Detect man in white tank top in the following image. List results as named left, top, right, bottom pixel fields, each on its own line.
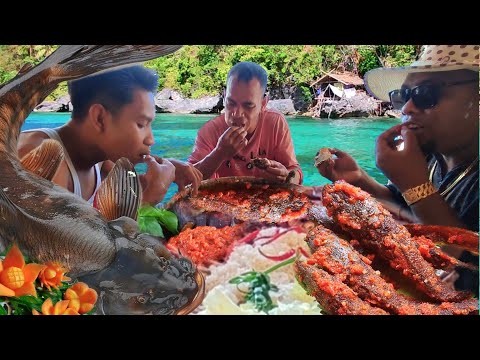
left=18, top=65, right=202, bottom=206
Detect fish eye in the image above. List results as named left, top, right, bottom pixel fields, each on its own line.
left=136, top=295, right=147, bottom=304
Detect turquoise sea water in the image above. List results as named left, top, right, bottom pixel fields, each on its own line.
left=22, top=113, right=400, bottom=202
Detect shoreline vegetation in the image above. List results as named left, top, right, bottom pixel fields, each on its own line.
left=1, top=45, right=417, bottom=118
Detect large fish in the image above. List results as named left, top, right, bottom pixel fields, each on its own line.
left=0, top=45, right=204, bottom=314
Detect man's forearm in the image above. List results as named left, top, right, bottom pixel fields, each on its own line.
left=193, top=149, right=225, bottom=179
left=409, top=193, right=467, bottom=229
left=353, top=168, right=396, bottom=202
left=141, top=184, right=168, bottom=207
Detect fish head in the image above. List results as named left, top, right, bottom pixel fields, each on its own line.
left=79, top=236, right=203, bottom=315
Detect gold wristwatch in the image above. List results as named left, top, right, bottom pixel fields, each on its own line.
left=402, top=181, right=438, bottom=206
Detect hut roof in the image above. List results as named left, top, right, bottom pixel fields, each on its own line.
left=311, top=71, right=364, bottom=87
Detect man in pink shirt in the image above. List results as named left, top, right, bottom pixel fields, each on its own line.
left=188, top=61, right=303, bottom=184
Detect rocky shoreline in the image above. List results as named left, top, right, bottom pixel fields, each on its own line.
left=35, top=88, right=401, bottom=119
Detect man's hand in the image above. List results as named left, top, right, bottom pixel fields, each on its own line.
left=159, top=157, right=202, bottom=196
left=257, top=159, right=291, bottom=182
left=139, top=155, right=175, bottom=206
left=215, top=126, right=248, bottom=159
left=317, top=148, right=363, bottom=184
left=375, top=125, right=429, bottom=192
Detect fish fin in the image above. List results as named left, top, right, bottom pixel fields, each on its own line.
left=94, top=158, right=142, bottom=221
left=20, top=139, right=64, bottom=181
left=0, top=45, right=182, bottom=155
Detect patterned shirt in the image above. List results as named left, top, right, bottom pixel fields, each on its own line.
left=386, top=154, right=479, bottom=232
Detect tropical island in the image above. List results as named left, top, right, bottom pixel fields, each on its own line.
left=0, top=45, right=419, bottom=118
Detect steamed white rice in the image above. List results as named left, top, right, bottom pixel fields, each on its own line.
left=195, top=227, right=322, bottom=315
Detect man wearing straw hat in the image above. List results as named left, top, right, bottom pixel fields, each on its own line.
left=314, top=45, right=479, bottom=294
left=317, top=45, right=478, bottom=231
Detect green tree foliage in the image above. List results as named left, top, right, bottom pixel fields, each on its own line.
left=0, top=45, right=64, bottom=99
left=357, top=45, right=382, bottom=75
left=2, top=45, right=419, bottom=100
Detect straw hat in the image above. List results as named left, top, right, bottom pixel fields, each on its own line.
left=364, top=45, right=479, bottom=101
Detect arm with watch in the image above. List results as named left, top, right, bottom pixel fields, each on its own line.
left=375, top=124, right=472, bottom=230
left=317, top=124, right=474, bottom=228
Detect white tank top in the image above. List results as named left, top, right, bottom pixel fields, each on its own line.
left=23, top=127, right=102, bottom=205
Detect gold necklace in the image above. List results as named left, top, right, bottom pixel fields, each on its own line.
left=429, top=156, right=478, bottom=197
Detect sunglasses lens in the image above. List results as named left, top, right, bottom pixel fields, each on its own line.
left=389, top=85, right=440, bottom=110
left=389, top=90, right=406, bottom=110
left=411, top=85, right=437, bottom=109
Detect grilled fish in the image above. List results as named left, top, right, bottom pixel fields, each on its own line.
left=305, top=225, right=478, bottom=315
left=166, top=176, right=312, bottom=229
left=322, top=180, right=472, bottom=303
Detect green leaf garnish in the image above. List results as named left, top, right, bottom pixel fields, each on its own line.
left=229, top=256, right=297, bottom=314
left=137, top=206, right=179, bottom=236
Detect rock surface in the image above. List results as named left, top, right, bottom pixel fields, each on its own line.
left=266, top=99, right=296, bottom=115
left=312, top=92, right=380, bottom=119
left=34, top=88, right=393, bottom=118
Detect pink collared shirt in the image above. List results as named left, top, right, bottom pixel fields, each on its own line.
left=188, top=109, right=303, bottom=183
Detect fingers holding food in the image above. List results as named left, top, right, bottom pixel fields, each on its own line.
left=314, top=148, right=334, bottom=168
left=252, top=157, right=271, bottom=170
left=216, top=126, right=248, bottom=157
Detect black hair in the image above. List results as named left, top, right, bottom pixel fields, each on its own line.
left=68, top=65, right=159, bottom=119
left=227, top=61, right=268, bottom=95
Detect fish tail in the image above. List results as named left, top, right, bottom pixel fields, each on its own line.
left=0, top=45, right=182, bottom=155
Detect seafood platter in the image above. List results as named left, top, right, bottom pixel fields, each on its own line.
left=165, top=177, right=479, bottom=315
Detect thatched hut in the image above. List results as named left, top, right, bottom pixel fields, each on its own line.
left=310, top=71, right=385, bottom=118
left=311, top=71, right=364, bottom=100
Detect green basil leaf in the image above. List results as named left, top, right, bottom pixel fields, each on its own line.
left=154, top=209, right=179, bottom=234
left=138, top=206, right=179, bottom=235
left=138, top=206, right=158, bottom=218
left=139, top=216, right=164, bottom=237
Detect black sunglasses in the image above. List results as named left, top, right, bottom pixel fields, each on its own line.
left=388, top=78, right=477, bottom=110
